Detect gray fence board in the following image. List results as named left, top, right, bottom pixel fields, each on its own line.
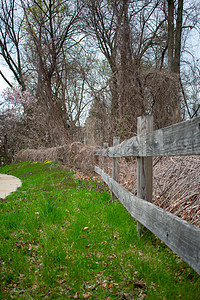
left=95, top=166, right=200, bottom=275
left=94, top=117, right=200, bottom=157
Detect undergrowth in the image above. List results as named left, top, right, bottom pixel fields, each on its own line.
left=0, top=161, right=199, bottom=299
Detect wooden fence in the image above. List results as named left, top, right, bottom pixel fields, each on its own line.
left=94, top=116, right=200, bottom=275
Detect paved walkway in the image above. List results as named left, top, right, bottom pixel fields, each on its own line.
left=0, top=174, right=22, bottom=199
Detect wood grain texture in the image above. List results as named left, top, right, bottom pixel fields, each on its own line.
left=95, top=166, right=200, bottom=275
left=137, top=116, right=153, bottom=203
left=94, top=117, right=200, bottom=157
left=103, top=143, right=109, bottom=173
left=137, top=116, right=153, bottom=235
left=112, top=137, right=120, bottom=200
left=112, top=137, right=120, bottom=182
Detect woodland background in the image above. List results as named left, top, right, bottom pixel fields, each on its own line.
left=1, top=0, right=200, bottom=163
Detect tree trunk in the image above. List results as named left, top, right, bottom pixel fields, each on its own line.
left=173, top=0, right=183, bottom=74
left=110, top=72, right=119, bottom=118
left=119, top=0, right=133, bottom=116
left=38, top=76, right=69, bottom=146
left=167, top=0, right=175, bottom=72
left=167, top=0, right=183, bottom=75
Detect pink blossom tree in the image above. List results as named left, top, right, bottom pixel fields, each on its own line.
left=0, top=86, right=49, bottom=164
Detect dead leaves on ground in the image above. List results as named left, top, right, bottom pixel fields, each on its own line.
left=73, top=291, right=92, bottom=299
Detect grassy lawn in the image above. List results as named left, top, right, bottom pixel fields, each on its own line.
left=0, top=161, right=199, bottom=299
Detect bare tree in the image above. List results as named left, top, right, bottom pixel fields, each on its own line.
left=0, top=86, right=47, bottom=164
left=21, top=0, right=81, bottom=145
left=167, top=0, right=184, bottom=74
left=82, top=0, right=183, bottom=143
left=58, top=45, right=96, bottom=141
left=82, top=0, right=123, bottom=118
left=0, top=0, right=26, bottom=89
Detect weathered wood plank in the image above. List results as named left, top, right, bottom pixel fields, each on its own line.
left=144, top=116, right=200, bottom=156
left=94, top=117, right=200, bottom=157
left=94, top=135, right=139, bottom=157
left=137, top=116, right=153, bottom=235
left=112, top=137, right=120, bottom=182
left=103, top=143, right=109, bottom=173
left=95, top=166, right=200, bottom=275
left=112, top=137, right=120, bottom=200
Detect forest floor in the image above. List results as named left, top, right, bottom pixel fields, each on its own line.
left=0, top=161, right=199, bottom=299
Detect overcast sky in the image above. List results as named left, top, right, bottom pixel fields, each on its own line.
left=0, top=57, right=14, bottom=100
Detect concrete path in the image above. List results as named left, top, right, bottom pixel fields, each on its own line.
left=0, top=174, right=22, bottom=199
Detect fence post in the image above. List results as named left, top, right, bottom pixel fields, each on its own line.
left=112, top=137, right=120, bottom=200
left=137, top=115, right=153, bottom=236
left=103, top=142, right=109, bottom=173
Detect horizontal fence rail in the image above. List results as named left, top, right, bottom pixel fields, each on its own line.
left=94, top=116, right=200, bottom=157
left=95, top=166, right=200, bottom=275
left=94, top=116, right=200, bottom=275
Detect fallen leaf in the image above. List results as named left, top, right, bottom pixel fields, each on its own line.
left=57, top=279, right=66, bottom=284
left=73, top=292, right=80, bottom=299
left=108, top=255, right=116, bottom=259
left=83, top=227, right=89, bottom=231
left=88, top=284, right=96, bottom=290
left=18, top=290, right=25, bottom=295
left=121, top=293, right=129, bottom=299
left=83, top=292, right=92, bottom=298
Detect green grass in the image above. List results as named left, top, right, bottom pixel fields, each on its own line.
left=0, top=161, right=199, bottom=299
